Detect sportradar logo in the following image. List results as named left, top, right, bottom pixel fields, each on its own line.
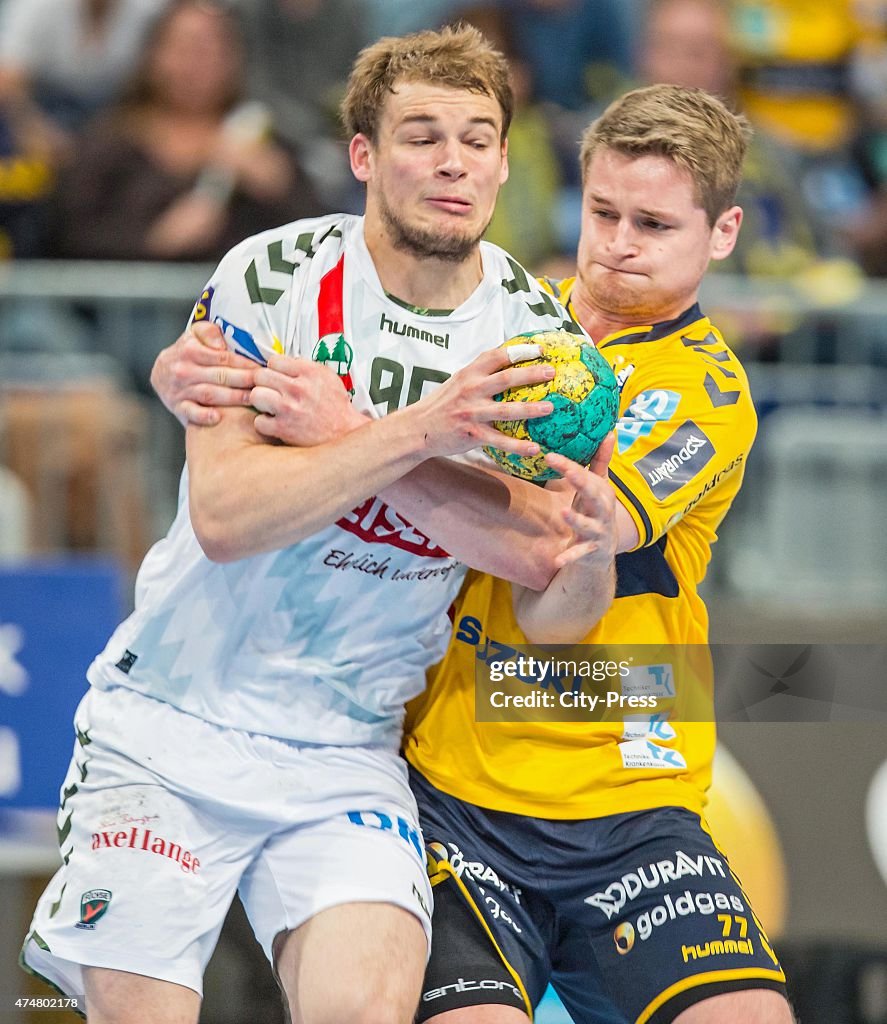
left=313, top=333, right=354, bottom=395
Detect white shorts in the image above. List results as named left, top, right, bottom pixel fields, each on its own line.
left=22, top=686, right=431, bottom=997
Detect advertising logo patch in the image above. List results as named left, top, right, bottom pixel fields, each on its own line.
left=346, top=809, right=423, bottom=861
left=616, top=389, right=681, bottom=453
left=90, top=827, right=201, bottom=874
left=336, top=497, right=449, bottom=558
left=313, top=334, right=354, bottom=395
left=618, top=739, right=688, bottom=770
left=614, top=921, right=636, bottom=955
left=76, top=889, right=111, bottom=929
left=213, top=315, right=265, bottom=365
left=584, top=852, right=726, bottom=919
left=191, top=286, right=213, bottom=324
left=634, top=420, right=715, bottom=500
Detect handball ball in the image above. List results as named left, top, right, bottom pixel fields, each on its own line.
left=484, top=330, right=619, bottom=482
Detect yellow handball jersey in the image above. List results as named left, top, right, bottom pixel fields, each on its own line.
left=403, top=280, right=757, bottom=820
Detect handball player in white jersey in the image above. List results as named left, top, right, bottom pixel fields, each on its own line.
left=22, top=25, right=617, bottom=1024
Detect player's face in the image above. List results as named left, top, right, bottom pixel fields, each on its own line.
left=576, top=147, right=740, bottom=324
left=351, top=82, right=509, bottom=262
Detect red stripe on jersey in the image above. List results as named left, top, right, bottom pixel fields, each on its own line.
left=318, top=254, right=345, bottom=336
left=320, top=252, right=451, bottom=559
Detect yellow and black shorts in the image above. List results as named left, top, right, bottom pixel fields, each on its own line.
left=412, top=768, right=788, bottom=1024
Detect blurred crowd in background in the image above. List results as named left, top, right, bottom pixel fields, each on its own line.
left=1, top=13, right=886, bottom=1018
left=2, top=0, right=887, bottom=277
left=2, top=0, right=887, bottom=584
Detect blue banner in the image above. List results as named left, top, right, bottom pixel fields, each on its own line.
left=0, top=559, right=124, bottom=809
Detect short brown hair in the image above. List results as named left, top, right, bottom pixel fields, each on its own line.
left=341, top=23, right=513, bottom=142
left=580, top=85, right=752, bottom=225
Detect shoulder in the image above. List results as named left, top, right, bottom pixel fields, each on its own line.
left=482, top=244, right=581, bottom=336
left=210, top=213, right=353, bottom=297
left=536, top=276, right=576, bottom=303
left=611, top=311, right=757, bottom=485
left=193, top=215, right=355, bottom=361
left=222, top=213, right=353, bottom=264
left=604, top=311, right=749, bottom=394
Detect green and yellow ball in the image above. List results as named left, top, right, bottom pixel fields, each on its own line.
left=484, top=329, right=619, bottom=482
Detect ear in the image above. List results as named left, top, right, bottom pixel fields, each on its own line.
left=349, top=134, right=373, bottom=183
left=499, top=137, right=509, bottom=186
left=710, top=206, right=742, bottom=262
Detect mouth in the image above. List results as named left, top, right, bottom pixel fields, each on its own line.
left=425, top=197, right=473, bottom=215
left=597, top=262, right=646, bottom=277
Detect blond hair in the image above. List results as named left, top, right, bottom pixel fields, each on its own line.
left=580, top=85, right=752, bottom=224
left=342, top=24, right=513, bottom=142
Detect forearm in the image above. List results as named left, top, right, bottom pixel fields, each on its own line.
left=184, top=341, right=560, bottom=562
left=509, top=444, right=621, bottom=642
left=378, top=460, right=570, bottom=591
left=511, top=556, right=615, bottom=644
left=188, top=407, right=431, bottom=561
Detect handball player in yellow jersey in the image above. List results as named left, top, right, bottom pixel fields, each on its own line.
left=153, top=85, right=793, bottom=1024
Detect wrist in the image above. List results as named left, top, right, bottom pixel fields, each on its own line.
left=373, top=405, right=434, bottom=468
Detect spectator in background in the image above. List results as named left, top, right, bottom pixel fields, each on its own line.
left=731, top=0, right=859, bottom=157
left=0, top=0, right=169, bottom=160
left=236, top=0, right=368, bottom=208
left=455, top=4, right=562, bottom=268
left=841, top=2, right=887, bottom=275
left=362, top=0, right=462, bottom=40
left=0, top=102, right=55, bottom=257
left=47, top=0, right=325, bottom=262
left=0, top=0, right=170, bottom=257
left=506, top=0, right=636, bottom=113
left=730, top=0, right=871, bottom=230
left=639, top=0, right=846, bottom=278
left=480, top=0, right=641, bottom=262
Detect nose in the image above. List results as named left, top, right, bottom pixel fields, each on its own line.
left=435, top=138, right=467, bottom=179
left=607, top=218, right=640, bottom=258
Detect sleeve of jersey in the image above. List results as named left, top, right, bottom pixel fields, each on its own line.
left=186, top=223, right=330, bottom=364
left=608, top=330, right=758, bottom=549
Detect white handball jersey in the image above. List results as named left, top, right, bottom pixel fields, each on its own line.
left=88, top=214, right=583, bottom=747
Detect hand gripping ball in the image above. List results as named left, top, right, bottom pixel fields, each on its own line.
left=483, top=329, right=619, bottom=482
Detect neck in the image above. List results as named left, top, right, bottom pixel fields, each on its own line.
left=362, top=217, right=484, bottom=311
left=568, top=284, right=633, bottom=342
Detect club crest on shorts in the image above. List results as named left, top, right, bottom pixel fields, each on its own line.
left=76, top=889, right=112, bottom=929
left=313, top=334, right=354, bottom=395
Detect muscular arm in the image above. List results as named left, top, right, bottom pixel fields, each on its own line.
left=186, top=346, right=557, bottom=565
left=377, top=459, right=572, bottom=591
left=187, top=404, right=431, bottom=561
left=159, top=325, right=634, bottom=592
